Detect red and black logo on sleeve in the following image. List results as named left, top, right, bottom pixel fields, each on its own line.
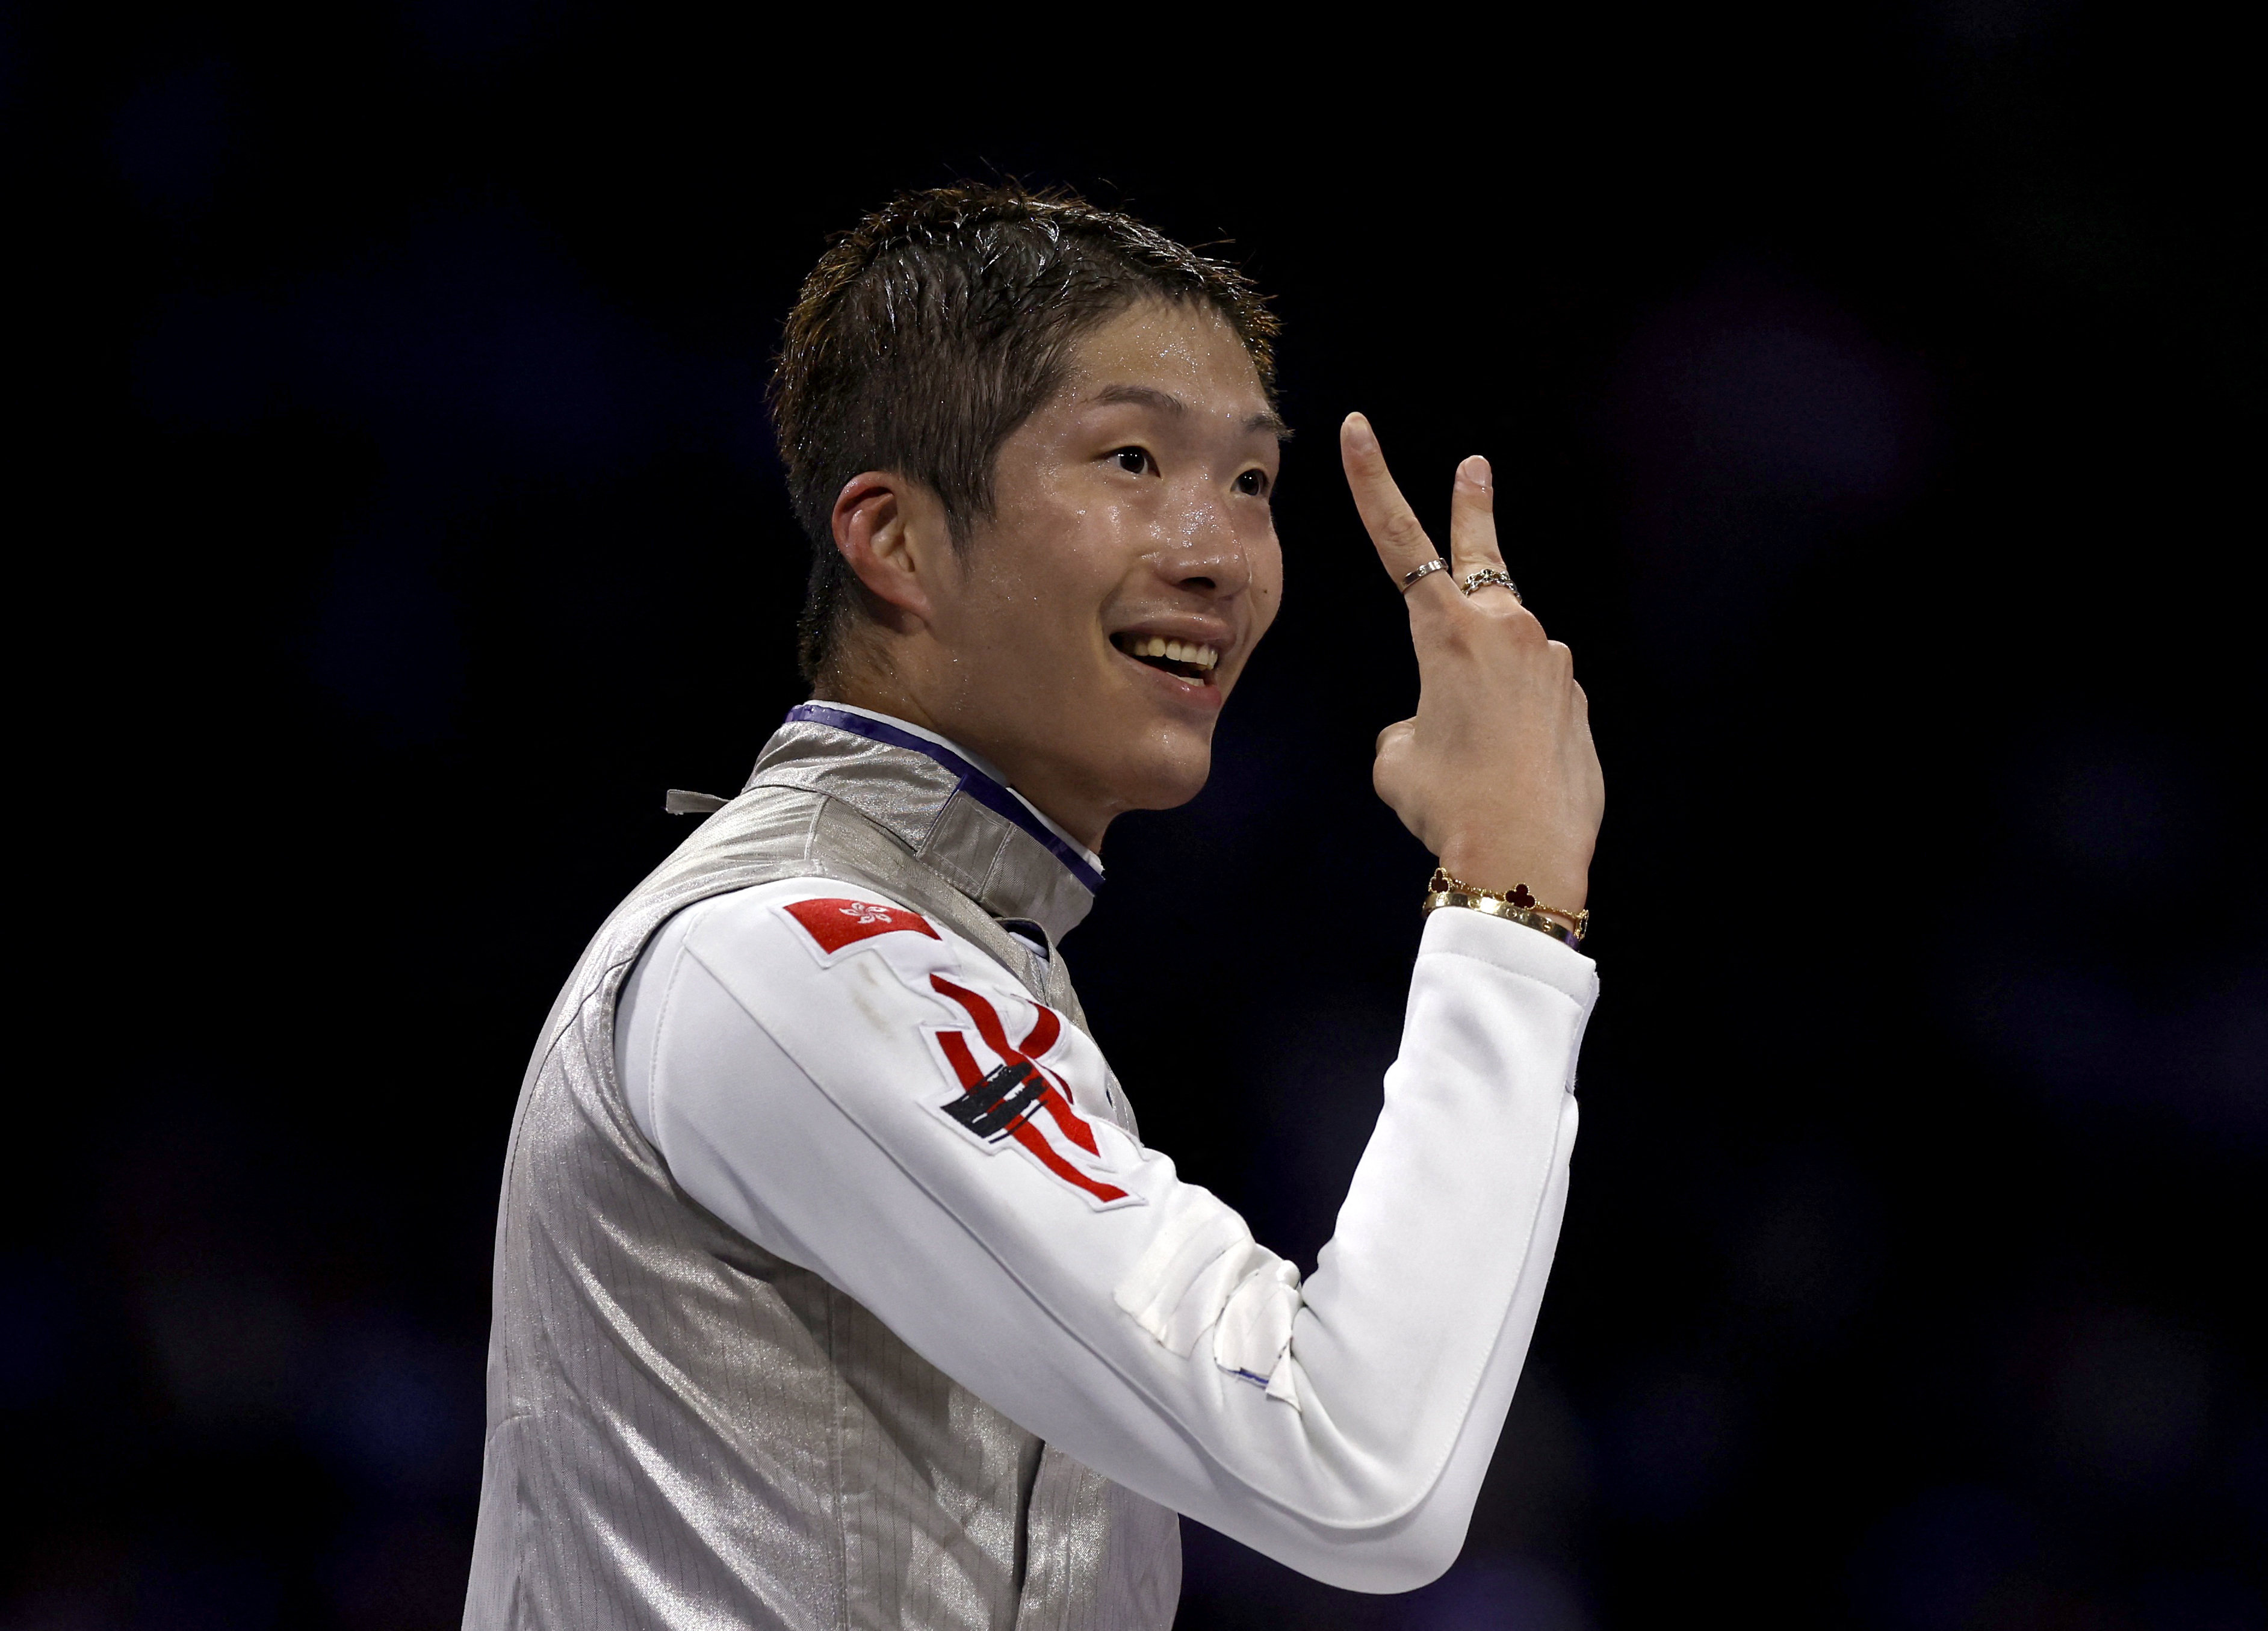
left=928, top=979, right=1143, bottom=1212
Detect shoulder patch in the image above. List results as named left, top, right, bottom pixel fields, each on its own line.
left=921, top=976, right=1145, bottom=1213
left=782, top=896, right=942, bottom=958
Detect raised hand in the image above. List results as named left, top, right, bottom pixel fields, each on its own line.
left=1340, top=413, right=1603, bottom=918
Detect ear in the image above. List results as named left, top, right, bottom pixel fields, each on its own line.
left=831, top=472, right=947, bottom=630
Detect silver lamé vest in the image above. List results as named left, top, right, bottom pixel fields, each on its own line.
left=463, top=713, right=1181, bottom=1630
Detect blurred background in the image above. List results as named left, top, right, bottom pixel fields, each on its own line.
left=8, top=2, right=2262, bottom=1626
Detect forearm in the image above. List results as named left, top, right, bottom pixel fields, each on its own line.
left=1162, top=908, right=1589, bottom=1583
left=1287, top=908, right=1590, bottom=1491
left=1192, top=1103, right=1576, bottom=1588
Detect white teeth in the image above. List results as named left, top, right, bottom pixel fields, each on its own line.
left=1123, top=635, right=1221, bottom=670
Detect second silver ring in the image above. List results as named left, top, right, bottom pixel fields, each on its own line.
left=1460, top=568, right=1521, bottom=601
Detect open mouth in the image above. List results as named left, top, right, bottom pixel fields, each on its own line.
left=1112, top=633, right=1220, bottom=684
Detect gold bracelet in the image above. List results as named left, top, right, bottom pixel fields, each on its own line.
left=1424, top=867, right=1590, bottom=944
left=1423, top=888, right=1588, bottom=947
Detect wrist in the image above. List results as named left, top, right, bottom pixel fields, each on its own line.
left=1423, top=866, right=1590, bottom=949
left=1434, top=849, right=1588, bottom=914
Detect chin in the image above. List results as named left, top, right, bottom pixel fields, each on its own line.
left=1117, top=732, right=1214, bottom=813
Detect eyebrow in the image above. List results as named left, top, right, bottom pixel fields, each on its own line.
left=1088, top=383, right=1292, bottom=441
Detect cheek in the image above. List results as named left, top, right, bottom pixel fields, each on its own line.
left=1251, top=534, right=1286, bottom=625
left=966, top=505, right=1123, bottom=643
left=1030, top=495, right=1142, bottom=607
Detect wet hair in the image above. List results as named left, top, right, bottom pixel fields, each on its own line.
left=767, top=183, right=1278, bottom=687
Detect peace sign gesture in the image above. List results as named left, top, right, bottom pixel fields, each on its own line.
left=1340, top=413, right=1603, bottom=918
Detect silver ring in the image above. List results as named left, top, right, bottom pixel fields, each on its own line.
left=1401, top=559, right=1449, bottom=592
left=1459, top=568, right=1520, bottom=601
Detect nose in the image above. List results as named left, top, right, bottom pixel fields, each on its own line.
left=1152, top=489, right=1252, bottom=597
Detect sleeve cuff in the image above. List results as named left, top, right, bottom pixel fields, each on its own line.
left=1417, top=900, right=1599, bottom=1009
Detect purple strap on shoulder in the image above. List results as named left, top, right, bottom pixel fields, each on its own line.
left=784, top=704, right=1105, bottom=895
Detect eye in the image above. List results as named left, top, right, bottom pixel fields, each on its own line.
left=1235, top=468, right=1270, bottom=498
left=1111, top=447, right=1153, bottom=476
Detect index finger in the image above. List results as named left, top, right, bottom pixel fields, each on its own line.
left=1340, top=413, right=1441, bottom=585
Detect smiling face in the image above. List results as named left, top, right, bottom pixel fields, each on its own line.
left=831, top=298, right=1285, bottom=849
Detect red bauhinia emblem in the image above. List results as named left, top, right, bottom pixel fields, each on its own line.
left=783, top=897, right=943, bottom=956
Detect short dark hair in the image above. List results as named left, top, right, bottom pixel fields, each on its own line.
left=767, top=184, right=1280, bottom=686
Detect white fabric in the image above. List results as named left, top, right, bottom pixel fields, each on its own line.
left=616, top=879, right=1594, bottom=1592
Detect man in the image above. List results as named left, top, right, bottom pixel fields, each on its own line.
left=465, top=185, right=1604, bottom=1630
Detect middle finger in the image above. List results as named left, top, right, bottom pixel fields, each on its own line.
left=1446, top=455, right=1508, bottom=585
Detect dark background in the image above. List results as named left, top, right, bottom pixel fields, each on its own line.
left=10, top=3, right=2263, bottom=1627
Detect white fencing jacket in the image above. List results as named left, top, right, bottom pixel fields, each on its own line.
left=615, top=725, right=1597, bottom=1593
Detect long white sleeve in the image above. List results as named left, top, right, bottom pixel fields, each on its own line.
left=615, top=879, right=1594, bottom=1592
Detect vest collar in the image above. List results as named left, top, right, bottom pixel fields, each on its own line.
left=745, top=704, right=1103, bottom=942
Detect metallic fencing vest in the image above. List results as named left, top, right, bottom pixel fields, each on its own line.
left=463, top=712, right=1182, bottom=1630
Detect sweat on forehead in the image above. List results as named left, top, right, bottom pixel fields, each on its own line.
left=1079, top=380, right=1292, bottom=444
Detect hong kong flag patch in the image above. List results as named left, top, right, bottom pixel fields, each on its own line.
left=782, top=897, right=942, bottom=958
